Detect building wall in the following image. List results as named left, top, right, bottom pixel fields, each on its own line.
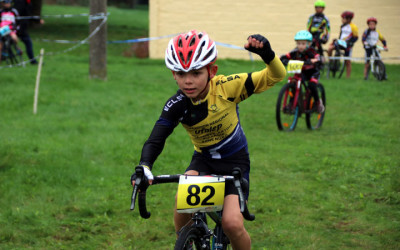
left=149, top=0, right=400, bottom=63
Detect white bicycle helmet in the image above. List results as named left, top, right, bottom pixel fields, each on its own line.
left=165, top=30, right=217, bottom=72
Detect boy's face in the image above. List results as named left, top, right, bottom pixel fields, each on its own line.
left=315, top=7, right=324, bottom=14
left=368, top=22, right=376, bottom=30
left=296, top=41, right=309, bottom=53
left=173, top=65, right=218, bottom=101
left=3, top=3, right=11, bottom=8
left=342, top=17, right=350, bottom=24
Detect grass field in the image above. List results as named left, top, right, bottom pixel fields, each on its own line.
left=1, top=4, right=400, bottom=249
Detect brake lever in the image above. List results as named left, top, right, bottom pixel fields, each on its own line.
left=232, top=168, right=245, bottom=213
left=130, top=176, right=142, bottom=210
left=130, top=166, right=144, bottom=211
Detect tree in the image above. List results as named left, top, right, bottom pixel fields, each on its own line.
left=89, top=0, right=107, bottom=80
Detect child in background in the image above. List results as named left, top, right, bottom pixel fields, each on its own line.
left=0, top=0, right=21, bottom=61
left=362, top=17, right=388, bottom=80
left=328, top=11, right=358, bottom=78
left=280, top=30, right=325, bottom=113
left=307, top=0, right=330, bottom=56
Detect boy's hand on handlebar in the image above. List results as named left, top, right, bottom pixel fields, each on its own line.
left=244, top=34, right=275, bottom=64
left=131, top=165, right=154, bottom=186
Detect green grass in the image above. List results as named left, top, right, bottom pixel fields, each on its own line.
left=1, top=4, right=400, bottom=249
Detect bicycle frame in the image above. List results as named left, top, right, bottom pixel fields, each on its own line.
left=188, top=211, right=228, bottom=249
left=283, top=74, right=311, bottom=115
left=327, top=39, right=347, bottom=79
left=366, top=45, right=387, bottom=81
left=369, top=46, right=382, bottom=74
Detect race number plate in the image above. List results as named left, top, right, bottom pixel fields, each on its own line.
left=176, top=176, right=225, bottom=213
left=287, top=60, right=304, bottom=74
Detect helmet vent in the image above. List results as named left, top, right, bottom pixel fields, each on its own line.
left=178, top=37, right=183, bottom=48
left=195, top=46, right=203, bottom=62
left=179, top=52, right=185, bottom=64
left=187, top=51, right=193, bottom=64
left=189, top=36, right=196, bottom=47
left=203, top=48, right=214, bottom=61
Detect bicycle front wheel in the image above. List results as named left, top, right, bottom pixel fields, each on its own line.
left=276, top=83, right=300, bottom=131
left=373, top=60, right=386, bottom=81
left=328, top=58, right=340, bottom=78
left=175, top=226, right=209, bottom=250
left=306, top=84, right=326, bottom=130
left=338, top=58, right=346, bottom=79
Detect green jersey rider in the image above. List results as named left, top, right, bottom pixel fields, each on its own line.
left=131, top=30, right=286, bottom=249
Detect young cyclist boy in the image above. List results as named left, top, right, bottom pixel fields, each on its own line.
left=328, top=11, right=358, bottom=78
left=307, top=0, right=330, bottom=56
left=280, top=30, right=325, bottom=113
left=0, top=0, right=21, bottom=61
left=131, top=30, right=286, bottom=249
left=362, top=17, right=388, bottom=80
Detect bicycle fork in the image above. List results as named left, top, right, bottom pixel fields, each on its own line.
left=192, top=213, right=213, bottom=249
left=288, top=79, right=304, bottom=114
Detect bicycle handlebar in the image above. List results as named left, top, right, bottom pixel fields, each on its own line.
left=130, top=166, right=255, bottom=221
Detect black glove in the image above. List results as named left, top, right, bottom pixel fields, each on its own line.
left=130, top=164, right=153, bottom=184
left=245, top=34, right=275, bottom=64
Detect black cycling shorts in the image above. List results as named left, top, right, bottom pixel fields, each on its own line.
left=185, top=147, right=250, bottom=198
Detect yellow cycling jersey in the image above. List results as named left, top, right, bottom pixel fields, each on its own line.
left=340, top=22, right=358, bottom=42
left=156, top=56, right=286, bottom=159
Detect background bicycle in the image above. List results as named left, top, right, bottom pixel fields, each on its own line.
left=0, top=26, right=23, bottom=66
left=366, top=45, right=387, bottom=81
left=327, top=39, right=347, bottom=79
left=131, top=166, right=255, bottom=250
left=311, top=36, right=329, bottom=76
left=276, top=60, right=326, bottom=131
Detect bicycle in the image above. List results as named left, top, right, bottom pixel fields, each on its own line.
left=0, top=26, right=23, bottom=66
left=366, top=45, right=387, bottom=81
left=131, top=166, right=255, bottom=250
left=276, top=60, right=326, bottom=131
left=327, top=39, right=347, bottom=79
left=311, top=36, right=329, bottom=75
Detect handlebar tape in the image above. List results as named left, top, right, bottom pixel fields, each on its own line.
left=138, top=191, right=151, bottom=219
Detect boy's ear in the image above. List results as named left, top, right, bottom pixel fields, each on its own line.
left=171, top=71, right=177, bottom=80
left=210, top=65, right=218, bottom=79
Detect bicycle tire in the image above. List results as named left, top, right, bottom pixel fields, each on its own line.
left=276, top=83, right=300, bottom=131
left=175, top=226, right=209, bottom=250
left=13, top=45, right=23, bottom=65
left=338, top=59, right=346, bottom=79
left=1, top=36, right=21, bottom=66
left=7, top=47, right=18, bottom=65
left=306, top=83, right=326, bottom=130
left=373, top=60, right=386, bottom=81
left=328, top=58, right=340, bottom=78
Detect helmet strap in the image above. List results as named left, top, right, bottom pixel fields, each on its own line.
left=197, top=65, right=211, bottom=99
